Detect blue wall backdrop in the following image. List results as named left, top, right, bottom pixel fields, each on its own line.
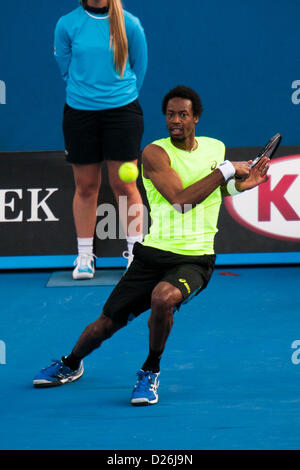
left=0, top=0, right=299, bottom=152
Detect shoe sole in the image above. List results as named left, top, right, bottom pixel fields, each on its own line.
left=72, top=272, right=95, bottom=280
left=131, top=397, right=158, bottom=406
left=33, top=369, right=84, bottom=388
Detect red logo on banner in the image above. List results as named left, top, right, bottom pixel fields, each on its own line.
left=224, top=155, right=300, bottom=241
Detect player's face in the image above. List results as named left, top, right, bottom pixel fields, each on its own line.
left=166, top=98, right=199, bottom=142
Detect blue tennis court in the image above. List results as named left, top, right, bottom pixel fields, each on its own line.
left=1, top=265, right=300, bottom=450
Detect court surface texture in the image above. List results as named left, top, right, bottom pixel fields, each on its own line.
left=0, top=265, right=300, bottom=450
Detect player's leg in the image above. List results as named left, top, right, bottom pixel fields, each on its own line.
left=131, top=258, right=215, bottom=406
left=67, top=257, right=159, bottom=364
left=131, top=281, right=182, bottom=406
left=63, top=313, right=124, bottom=368
left=145, top=281, right=183, bottom=370
left=33, top=255, right=159, bottom=388
left=32, top=313, right=122, bottom=388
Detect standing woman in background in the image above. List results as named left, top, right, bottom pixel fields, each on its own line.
left=54, top=0, right=148, bottom=279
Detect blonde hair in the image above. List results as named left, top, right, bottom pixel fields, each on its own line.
left=81, top=0, right=128, bottom=78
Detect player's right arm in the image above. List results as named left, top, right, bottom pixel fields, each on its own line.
left=142, top=144, right=250, bottom=211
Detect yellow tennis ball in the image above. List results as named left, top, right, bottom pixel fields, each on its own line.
left=118, top=162, right=139, bottom=182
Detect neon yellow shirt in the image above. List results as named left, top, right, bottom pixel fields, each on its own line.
left=142, top=136, right=225, bottom=255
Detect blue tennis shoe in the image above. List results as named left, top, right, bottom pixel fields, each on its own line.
left=33, top=359, right=84, bottom=388
left=131, top=370, right=160, bottom=406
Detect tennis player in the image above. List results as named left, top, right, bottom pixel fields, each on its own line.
left=33, top=86, right=270, bottom=406
left=55, top=0, right=147, bottom=279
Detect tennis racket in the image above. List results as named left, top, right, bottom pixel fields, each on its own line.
left=250, top=133, right=282, bottom=168
left=235, top=133, right=282, bottom=180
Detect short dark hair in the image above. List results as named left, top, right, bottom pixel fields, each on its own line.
left=162, top=85, right=203, bottom=118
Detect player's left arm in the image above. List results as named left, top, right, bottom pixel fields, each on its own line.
left=221, top=156, right=270, bottom=197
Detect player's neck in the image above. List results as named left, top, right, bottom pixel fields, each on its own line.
left=171, top=136, right=198, bottom=152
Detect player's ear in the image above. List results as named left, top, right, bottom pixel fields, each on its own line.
left=194, top=115, right=199, bottom=124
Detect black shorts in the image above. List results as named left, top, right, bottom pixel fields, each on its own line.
left=102, top=243, right=216, bottom=326
left=62, top=100, right=144, bottom=165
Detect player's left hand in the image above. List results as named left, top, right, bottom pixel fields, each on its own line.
left=235, top=157, right=270, bottom=191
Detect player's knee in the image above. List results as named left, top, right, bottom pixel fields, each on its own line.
left=151, top=288, right=177, bottom=314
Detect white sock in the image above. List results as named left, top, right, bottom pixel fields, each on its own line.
left=77, top=237, right=94, bottom=256
left=126, top=234, right=143, bottom=257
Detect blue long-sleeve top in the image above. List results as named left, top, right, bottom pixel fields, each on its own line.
left=54, top=6, right=148, bottom=110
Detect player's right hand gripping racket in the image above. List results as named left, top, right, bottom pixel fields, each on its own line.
left=250, top=133, right=282, bottom=168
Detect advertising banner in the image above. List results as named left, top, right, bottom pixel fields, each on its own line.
left=0, top=147, right=299, bottom=266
